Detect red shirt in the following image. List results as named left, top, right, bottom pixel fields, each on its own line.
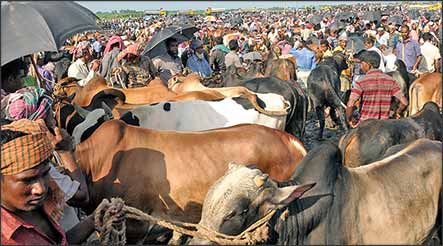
left=1, top=207, right=68, bottom=245
left=349, top=69, right=403, bottom=123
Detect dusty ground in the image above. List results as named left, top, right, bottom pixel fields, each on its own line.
left=301, top=112, right=347, bottom=151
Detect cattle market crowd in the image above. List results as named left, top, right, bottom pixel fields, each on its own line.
left=1, top=1, right=442, bottom=245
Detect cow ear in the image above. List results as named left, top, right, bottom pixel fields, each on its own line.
left=269, top=183, right=316, bottom=207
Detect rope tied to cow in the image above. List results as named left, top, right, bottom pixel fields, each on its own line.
left=94, top=197, right=277, bottom=245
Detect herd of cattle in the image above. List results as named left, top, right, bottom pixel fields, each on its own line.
left=52, top=51, right=442, bottom=244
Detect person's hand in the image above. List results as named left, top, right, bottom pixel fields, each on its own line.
left=348, top=119, right=358, bottom=128
left=394, top=112, right=402, bottom=119
left=46, top=127, right=74, bottom=151
left=91, top=60, right=101, bottom=72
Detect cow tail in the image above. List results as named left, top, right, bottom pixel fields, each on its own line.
left=245, top=93, right=289, bottom=116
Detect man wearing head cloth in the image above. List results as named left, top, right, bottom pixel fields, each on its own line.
left=67, top=41, right=101, bottom=86
left=1, top=119, right=125, bottom=244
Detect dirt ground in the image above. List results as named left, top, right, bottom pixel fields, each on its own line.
left=301, top=112, right=348, bottom=151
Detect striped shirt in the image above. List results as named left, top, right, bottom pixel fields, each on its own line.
left=349, top=69, right=403, bottom=123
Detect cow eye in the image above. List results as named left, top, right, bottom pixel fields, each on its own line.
left=224, top=210, right=236, bottom=221
left=240, top=208, right=249, bottom=216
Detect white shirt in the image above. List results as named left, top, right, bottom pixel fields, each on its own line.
left=67, top=58, right=96, bottom=86
left=368, top=46, right=386, bottom=72
left=420, top=41, right=441, bottom=72
left=385, top=53, right=398, bottom=72
left=376, top=32, right=390, bottom=46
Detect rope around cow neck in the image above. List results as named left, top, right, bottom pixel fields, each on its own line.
left=94, top=198, right=276, bottom=245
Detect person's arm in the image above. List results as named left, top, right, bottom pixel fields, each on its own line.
left=57, top=151, right=90, bottom=207
left=346, top=82, right=362, bottom=127
left=435, top=58, right=441, bottom=73
left=65, top=214, right=95, bottom=244
left=412, top=42, right=422, bottom=71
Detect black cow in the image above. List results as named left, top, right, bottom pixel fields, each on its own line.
left=191, top=139, right=442, bottom=245
left=339, top=101, right=442, bottom=167
left=307, top=54, right=349, bottom=140
left=223, top=67, right=308, bottom=137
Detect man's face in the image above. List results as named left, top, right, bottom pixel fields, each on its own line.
left=339, top=40, right=347, bottom=49
left=364, top=41, right=372, bottom=49
left=167, top=41, right=179, bottom=56
left=400, top=27, right=409, bottom=40
left=361, top=61, right=370, bottom=73
left=320, top=43, right=328, bottom=51
left=1, top=162, right=50, bottom=212
left=195, top=46, right=204, bottom=55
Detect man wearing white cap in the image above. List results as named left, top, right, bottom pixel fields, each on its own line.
left=376, top=27, right=390, bottom=47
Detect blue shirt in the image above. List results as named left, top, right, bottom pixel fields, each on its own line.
left=92, top=41, right=102, bottom=53
left=290, top=47, right=316, bottom=70
left=395, top=39, right=421, bottom=72
left=186, top=54, right=213, bottom=78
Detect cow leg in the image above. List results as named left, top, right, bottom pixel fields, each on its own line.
left=337, top=107, right=349, bottom=131
left=315, top=106, right=325, bottom=140
left=329, top=107, right=341, bottom=127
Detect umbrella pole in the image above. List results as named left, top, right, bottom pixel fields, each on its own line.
left=29, top=54, right=43, bottom=88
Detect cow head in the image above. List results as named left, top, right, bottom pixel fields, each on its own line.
left=53, top=77, right=80, bottom=98
left=190, top=164, right=315, bottom=244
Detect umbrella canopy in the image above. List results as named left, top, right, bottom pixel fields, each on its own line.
left=346, top=33, right=365, bottom=55
left=388, top=15, right=403, bottom=25
left=407, top=10, right=420, bottom=20
left=335, top=11, right=355, bottom=21
left=329, top=21, right=347, bottom=30
left=142, top=24, right=198, bottom=59
left=363, top=11, right=381, bottom=22
left=308, top=15, right=323, bottom=25
left=1, top=1, right=101, bottom=66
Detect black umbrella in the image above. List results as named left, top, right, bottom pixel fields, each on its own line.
left=1, top=1, right=101, bottom=66
left=308, top=15, right=323, bottom=25
left=329, top=21, right=346, bottom=30
left=363, top=11, right=381, bottom=22
left=142, top=24, right=198, bottom=59
left=407, top=10, right=420, bottom=20
left=346, top=33, right=365, bottom=55
left=388, top=15, right=403, bottom=25
left=335, top=11, right=355, bottom=21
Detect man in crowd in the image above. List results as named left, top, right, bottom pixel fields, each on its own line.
left=152, top=38, right=183, bottom=85
left=395, top=24, right=422, bottom=73
left=99, top=35, right=125, bottom=80
left=346, top=51, right=408, bottom=127
left=1, top=119, right=125, bottom=244
left=67, top=41, right=100, bottom=86
left=290, top=39, right=316, bottom=88
left=364, top=37, right=386, bottom=72
left=209, top=36, right=230, bottom=73
left=186, top=39, right=213, bottom=78
left=419, top=32, right=441, bottom=73
left=225, top=39, right=243, bottom=68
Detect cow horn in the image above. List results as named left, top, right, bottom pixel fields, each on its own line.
left=228, top=161, right=241, bottom=171
left=254, top=174, right=268, bottom=188
left=73, top=103, right=90, bottom=119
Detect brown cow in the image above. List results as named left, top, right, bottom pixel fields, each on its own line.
left=263, top=50, right=298, bottom=82
left=75, top=120, right=307, bottom=243
left=409, top=72, right=442, bottom=115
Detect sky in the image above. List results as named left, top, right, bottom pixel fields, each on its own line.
left=76, top=1, right=376, bottom=13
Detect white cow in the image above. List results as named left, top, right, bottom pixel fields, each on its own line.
left=120, top=94, right=290, bottom=131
